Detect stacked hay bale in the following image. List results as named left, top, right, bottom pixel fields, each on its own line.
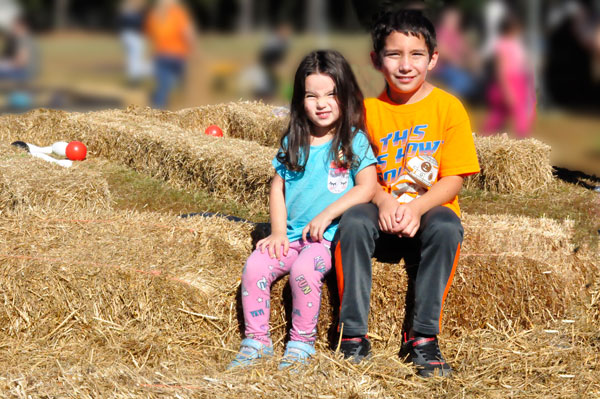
left=0, top=208, right=583, bottom=349
left=0, top=107, right=555, bottom=216
left=0, top=206, right=596, bottom=397
left=0, top=154, right=112, bottom=215
left=0, top=107, right=582, bottom=341
left=0, top=108, right=277, bottom=212
left=123, top=101, right=288, bottom=147
left=1, top=105, right=598, bottom=398
left=464, top=135, right=554, bottom=193
left=175, top=102, right=288, bottom=147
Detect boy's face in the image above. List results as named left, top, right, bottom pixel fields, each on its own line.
left=372, top=31, right=438, bottom=104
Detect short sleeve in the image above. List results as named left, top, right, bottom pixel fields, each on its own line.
left=438, top=99, right=480, bottom=178
left=272, top=150, right=287, bottom=179
left=351, top=131, right=377, bottom=175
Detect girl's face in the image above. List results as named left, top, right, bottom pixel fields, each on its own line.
left=303, top=73, right=340, bottom=137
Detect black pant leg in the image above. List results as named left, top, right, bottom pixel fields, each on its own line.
left=333, top=203, right=379, bottom=337
left=411, top=206, right=464, bottom=336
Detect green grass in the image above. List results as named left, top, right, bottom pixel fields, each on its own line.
left=460, top=181, right=600, bottom=249
left=89, top=159, right=598, bottom=250
left=91, top=161, right=269, bottom=222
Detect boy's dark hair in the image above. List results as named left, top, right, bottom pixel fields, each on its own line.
left=278, top=49, right=370, bottom=172
left=370, top=8, right=437, bottom=67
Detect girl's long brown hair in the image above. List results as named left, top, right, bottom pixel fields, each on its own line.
left=277, top=50, right=372, bottom=172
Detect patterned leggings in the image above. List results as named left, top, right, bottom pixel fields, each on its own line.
left=241, top=239, right=332, bottom=346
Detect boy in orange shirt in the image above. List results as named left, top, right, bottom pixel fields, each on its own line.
left=334, top=8, right=480, bottom=377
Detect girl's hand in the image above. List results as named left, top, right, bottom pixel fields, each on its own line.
left=302, top=211, right=333, bottom=242
left=256, top=233, right=289, bottom=259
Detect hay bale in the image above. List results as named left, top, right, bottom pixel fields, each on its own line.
left=175, top=102, right=288, bottom=147
left=0, top=108, right=276, bottom=212
left=465, top=134, right=554, bottom=193
left=0, top=208, right=585, bottom=347
left=0, top=208, right=597, bottom=397
left=0, top=153, right=112, bottom=214
left=461, top=213, right=576, bottom=269
left=123, top=101, right=288, bottom=147
left=1, top=108, right=558, bottom=213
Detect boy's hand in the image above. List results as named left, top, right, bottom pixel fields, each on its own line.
left=378, top=195, right=422, bottom=237
left=256, top=233, right=289, bottom=259
left=394, top=201, right=422, bottom=237
left=302, top=211, right=333, bottom=242
left=378, top=195, right=402, bottom=233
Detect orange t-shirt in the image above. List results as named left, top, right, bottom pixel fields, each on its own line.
left=146, top=4, right=192, bottom=58
left=365, top=87, right=480, bottom=217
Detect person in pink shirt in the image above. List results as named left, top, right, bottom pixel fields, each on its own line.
left=483, top=12, right=536, bottom=138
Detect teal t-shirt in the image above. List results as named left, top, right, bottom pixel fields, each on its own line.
left=272, top=132, right=376, bottom=242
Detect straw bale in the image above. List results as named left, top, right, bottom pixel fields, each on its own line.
left=0, top=108, right=276, bottom=211
left=461, top=213, right=577, bottom=270
left=1, top=107, right=599, bottom=398
left=123, top=101, right=288, bottom=147
left=174, top=102, right=288, bottom=147
left=465, top=134, right=554, bottom=193
left=1, top=209, right=598, bottom=398
left=0, top=108, right=559, bottom=214
left=0, top=153, right=112, bottom=214
left=0, top=208, right=585, bottom=349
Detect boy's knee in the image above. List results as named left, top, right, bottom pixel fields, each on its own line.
left=338, top=203, right=378, bottom=232
left=421, top=207, right=463, bottom=242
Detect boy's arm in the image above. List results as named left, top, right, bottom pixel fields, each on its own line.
left=374, top=175, right=464, bottom=237
left=302, top=164, right=378, bottom=242
left=256, top=173, right=289, bottom=259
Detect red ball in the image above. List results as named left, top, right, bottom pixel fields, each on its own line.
left=65, top=141, right=87, bottom=161
left=204, top=124, right=223, bottom=137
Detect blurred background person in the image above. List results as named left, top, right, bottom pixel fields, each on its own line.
left=256, top=23, right=291, bottom=100
left=238, top=23, right=291, bottom=102
left=545, top=0, right=600, bottom=109
left=482, top=11, right=536, bottom=139
left=432, top=6, right=480, bottom=102
left=0, top=16, right=37, bottom=84
left=145, top=0, right=194, bottom=109
left=119, top=0, right=151, bottom=87
left=480, top=0, right=507, bottom=63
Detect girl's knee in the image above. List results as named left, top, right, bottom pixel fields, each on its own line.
left=243, top=255, right=276, bottom=282
left=289, top=261, right=329, bottom=290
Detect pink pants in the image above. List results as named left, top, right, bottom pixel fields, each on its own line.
left=484, top=73, right=536, bottom=138
left=241, top=239, right=332, bottom=345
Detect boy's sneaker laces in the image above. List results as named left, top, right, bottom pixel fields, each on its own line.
left=400, top=333, right=452, bottom=377
left=338, top=336, right=371, bottom=363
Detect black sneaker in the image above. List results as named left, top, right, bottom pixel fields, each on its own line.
left=338, top=336, right=371, bottom=363
left=399, top=334, right=452, bottom=377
